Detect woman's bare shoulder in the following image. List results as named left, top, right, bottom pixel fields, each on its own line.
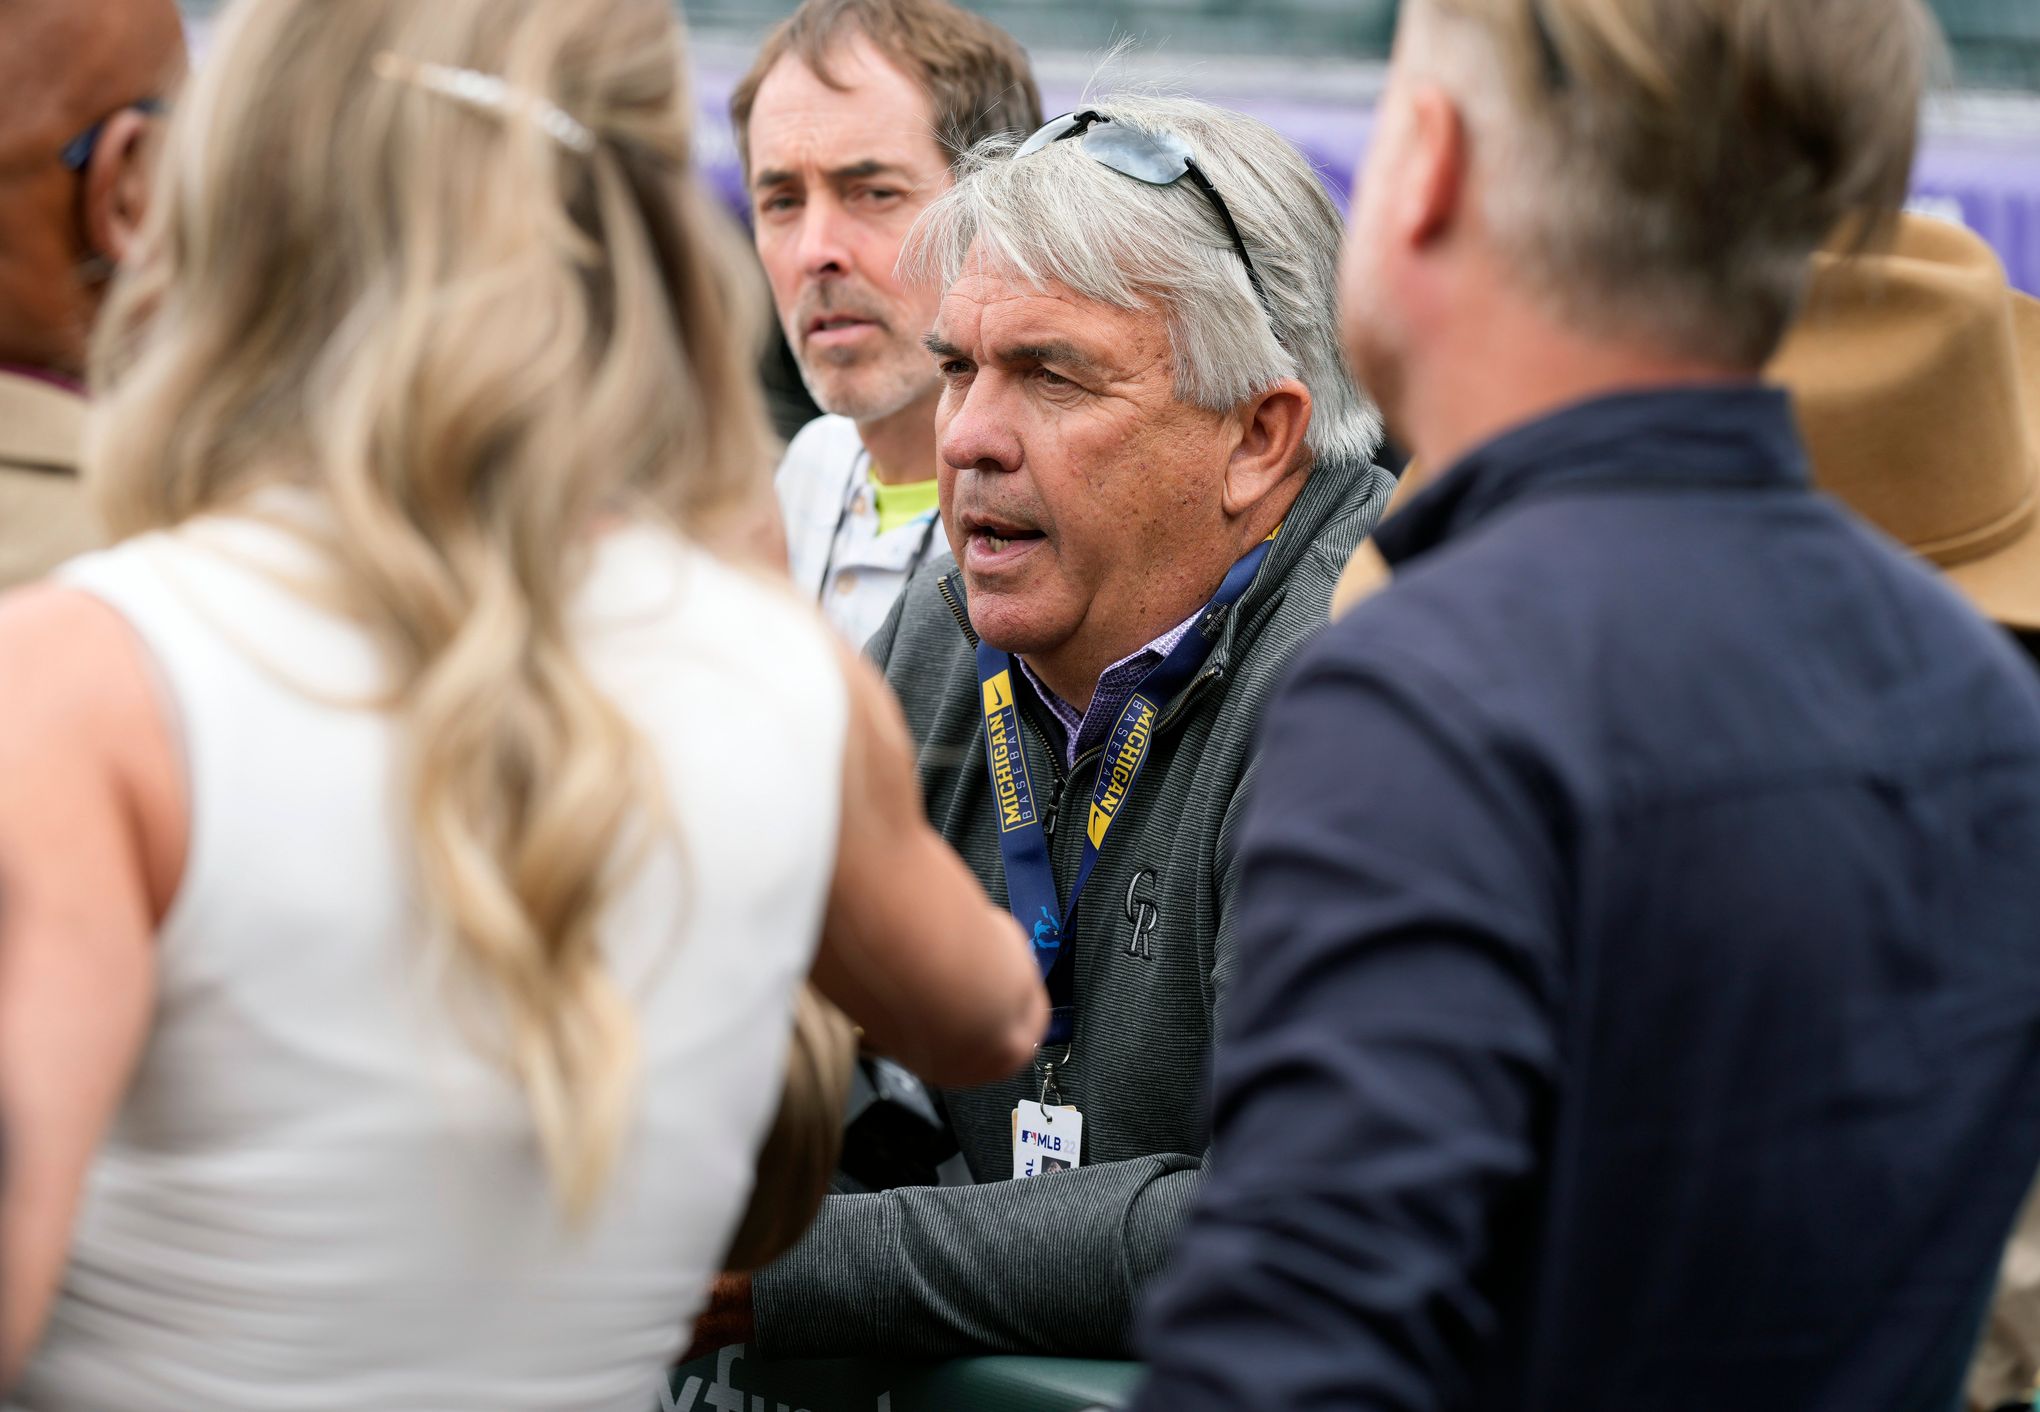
left=0, top=581, right=187, bottom=919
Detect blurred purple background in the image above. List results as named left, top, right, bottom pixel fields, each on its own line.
left=693, top=63, right=2040, bottom=297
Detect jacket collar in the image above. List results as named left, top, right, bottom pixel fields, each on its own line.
left=940, top=447, right=1382, bottom=672
left=0, top=367, right=86, bottom=477
left=1376, top=383, right=1808, bottom=569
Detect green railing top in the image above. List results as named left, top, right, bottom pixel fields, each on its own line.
left=668, top=1350, right=1144, bottom=1412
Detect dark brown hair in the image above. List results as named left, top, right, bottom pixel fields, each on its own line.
left=729, top=0, right=1042, bottom=177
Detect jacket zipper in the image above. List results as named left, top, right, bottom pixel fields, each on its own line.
left=943, top=573, right=1068, bottom=833
left=939, top=571, right=1231, bottom=831
left=1022, top=708, right=1068, bottom=840
left=936, top=575, right=977, bottom=647
left=1041, top=663, right=1228, bottom=837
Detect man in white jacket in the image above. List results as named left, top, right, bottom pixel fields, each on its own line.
left=731, top=0, right=1041, bottom=645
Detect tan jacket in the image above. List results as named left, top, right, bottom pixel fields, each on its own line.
left=0, top=369, right=98, bottom=590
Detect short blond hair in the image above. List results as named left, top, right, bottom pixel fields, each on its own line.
left=1406, top=0, right=1936, bottom=365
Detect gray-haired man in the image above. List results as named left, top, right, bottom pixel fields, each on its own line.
left=737, top=95, right=1395, bottom=1360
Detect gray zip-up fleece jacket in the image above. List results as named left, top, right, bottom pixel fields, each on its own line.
left=751, top=453, right=1396, bottom=1359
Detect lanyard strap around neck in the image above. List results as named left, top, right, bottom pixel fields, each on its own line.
left=817, top=450, right=942, bottom=604
left=976, top=532, right=1276, bottom=1045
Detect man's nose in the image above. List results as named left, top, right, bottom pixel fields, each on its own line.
left=938, top=377, right=1023, bottom=475
left=795, top=198, right=853, bottom=280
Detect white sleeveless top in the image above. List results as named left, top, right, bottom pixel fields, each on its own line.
left=12, top=508, right=846, bottom=1412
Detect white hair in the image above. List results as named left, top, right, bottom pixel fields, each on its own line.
left=904, top=94, right=1383, bottom=470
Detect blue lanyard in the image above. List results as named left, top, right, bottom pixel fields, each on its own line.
left=975, top=534, right=1276, bottom=1045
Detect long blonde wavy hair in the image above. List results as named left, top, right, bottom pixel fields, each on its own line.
left=88, top=0, right=777, bottom=1220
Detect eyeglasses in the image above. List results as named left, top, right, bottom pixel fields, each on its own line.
left=1015, top=109, right=1275, bottom=325
left=60, top=98, right=167, bottom=174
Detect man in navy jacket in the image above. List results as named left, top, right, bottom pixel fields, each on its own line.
left=1130, top=2, right=2040, bottom=1409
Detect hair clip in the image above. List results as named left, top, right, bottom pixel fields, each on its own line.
left=372, top=52, right=597, bottom=155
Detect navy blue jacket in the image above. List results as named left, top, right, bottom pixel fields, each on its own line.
left=1131, top=386, right=2040, bottom=1412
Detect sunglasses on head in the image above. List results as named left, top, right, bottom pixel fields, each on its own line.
left=1016, top=109, right=1276, bottom=327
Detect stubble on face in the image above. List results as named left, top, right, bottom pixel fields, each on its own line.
left=745, top=36, right=951, bottom=427
left=791, top=282, right=942, bottom=423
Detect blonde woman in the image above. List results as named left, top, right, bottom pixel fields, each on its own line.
left=0, top=0, right=1044, bottom=1406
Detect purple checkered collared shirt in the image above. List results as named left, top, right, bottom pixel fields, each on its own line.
left=1014, top=609, right=1204, bottom=770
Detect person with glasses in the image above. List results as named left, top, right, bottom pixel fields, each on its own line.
left=733, top=0, right=1042, bottom=649
left=0, top=0, right=183, bottom=590
left=1128, top=3, right=2040, bottom=1410
left=706, top=93, right=1396, bottom=1364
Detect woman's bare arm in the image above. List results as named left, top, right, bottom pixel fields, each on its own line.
left=0, top=585, right=184, bottom=1380
left=810, top=643, right=1046, bottom=1087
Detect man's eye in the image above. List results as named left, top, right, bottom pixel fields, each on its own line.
left=757, top=194, right=798, bottom=216
left=938, top=360, right=973, bottom=379
left=857, top=187, right=903, bottom=206
left=1034, top=368, right=1074, bottom=389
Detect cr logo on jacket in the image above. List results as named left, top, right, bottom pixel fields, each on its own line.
left=1124, top=869, right=1160, bottom=961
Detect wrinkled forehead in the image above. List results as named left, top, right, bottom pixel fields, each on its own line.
left=933, top=242, right=1172, bottom=376
left=746, top=32, right=945, bottom=180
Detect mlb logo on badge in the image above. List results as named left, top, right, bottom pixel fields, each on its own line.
left=1011, top=1099, right=1084, bottom=1179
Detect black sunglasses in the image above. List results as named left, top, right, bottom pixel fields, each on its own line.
left=1016, top=110, right=1275, bottom=325
left=60, top=97, right=167, bottom=174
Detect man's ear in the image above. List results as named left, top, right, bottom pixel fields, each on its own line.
left=1222, top=378, right=1312, bottom=518
left=1401, top=85, right=1469, bottom=248
left=83, top=109, right=157, bottom=270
